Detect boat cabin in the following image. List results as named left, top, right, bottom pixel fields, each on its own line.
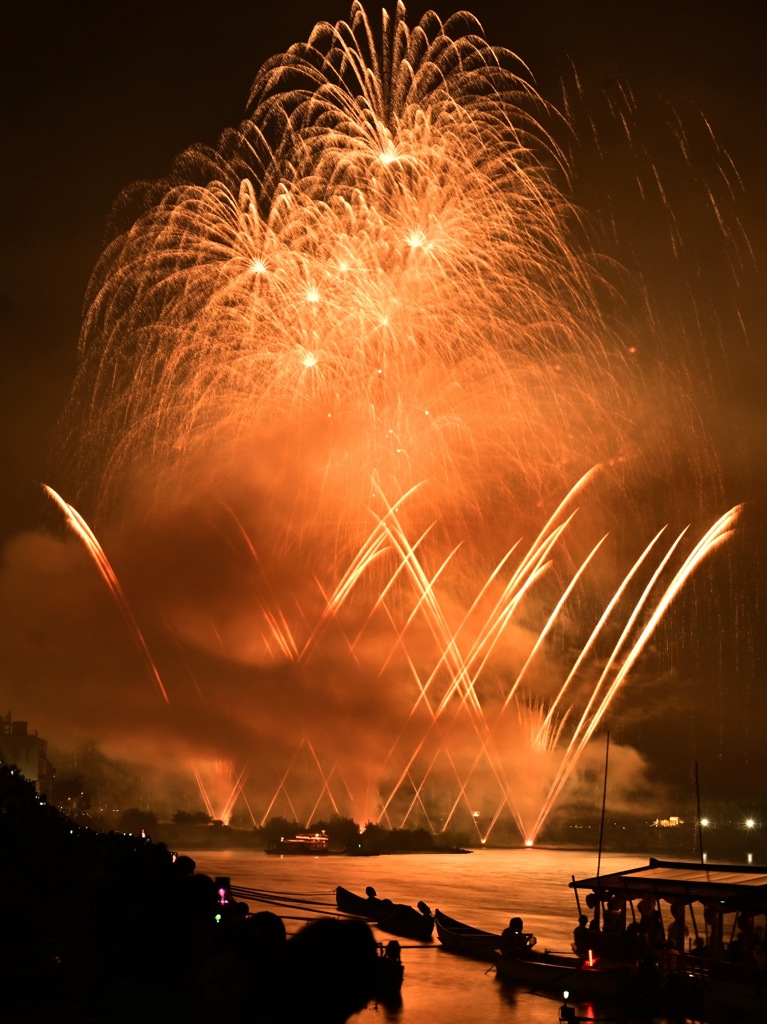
left=266, top=831, right=330, bottom=855
left=570, top=857, right=767, bottom=966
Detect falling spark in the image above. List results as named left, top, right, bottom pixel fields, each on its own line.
left=43, top=484, right=170, bottom=705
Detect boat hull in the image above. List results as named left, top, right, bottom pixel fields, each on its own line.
left=435, top=909, right=501, bottom=960
left=335, top=886, right=434, bottom=942
left=494, top=951, right=659, bottom=999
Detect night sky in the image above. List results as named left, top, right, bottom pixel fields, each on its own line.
left=3, top=1, right=765, bottom=823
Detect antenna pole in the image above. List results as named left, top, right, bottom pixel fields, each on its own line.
left=695, top=761, right=705, bottom=866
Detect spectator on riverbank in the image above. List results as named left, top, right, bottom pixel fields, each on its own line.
left=0, top=762, right=380, bottom=1022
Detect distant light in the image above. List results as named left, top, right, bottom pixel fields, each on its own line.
left=250, top=257, right=268, bottom=275
left=305, top=286, right=320, bottom=303
left=472, top=811, right=479, bottom=818
left=746, top=818, right=756, bottom=829
left=700, top=817, right=710, bottom=827
left=524, top=839, right=534, bottom=848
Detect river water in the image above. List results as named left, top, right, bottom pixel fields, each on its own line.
left=188, top=846, right=713, bottom=1024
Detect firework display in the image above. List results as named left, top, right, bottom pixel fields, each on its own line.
left=53, top=3, right=739, bottom=841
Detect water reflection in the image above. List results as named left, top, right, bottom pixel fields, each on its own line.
left=192, top=847, right=731, bottom=1024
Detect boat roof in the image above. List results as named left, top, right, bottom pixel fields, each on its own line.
left=570, top=858, right=767, bottom=909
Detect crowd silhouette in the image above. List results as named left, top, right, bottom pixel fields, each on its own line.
left=0, top=763, right=380, bottom=1022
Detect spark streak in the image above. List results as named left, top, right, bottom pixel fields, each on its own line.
left=43, top=484, right=170, bottom=705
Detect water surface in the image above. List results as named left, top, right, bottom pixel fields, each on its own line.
left=190, top=846, right=712, bottom=1023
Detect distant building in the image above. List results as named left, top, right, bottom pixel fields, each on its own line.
left=0, top=712, right=54, bottom=796
left=652, top=815, right=684, bottom=828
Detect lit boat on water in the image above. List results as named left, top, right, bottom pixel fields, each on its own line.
left=266, top=831, right=330, bottom=855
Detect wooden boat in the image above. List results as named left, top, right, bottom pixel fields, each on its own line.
left=434, top=909, right=502, bottom=960
left=569, top=857, right=767, bottom=1015
left=493, top=947, right=657, bottom=998
left=335, top=885, right=434, bottom=942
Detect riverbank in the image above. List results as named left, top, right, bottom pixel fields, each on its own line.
left=0, top=765, right=386, bottom=1023
left=151, top=819, right=766, bottom=864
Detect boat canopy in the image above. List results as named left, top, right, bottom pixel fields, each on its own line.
left=570, top=858, right=767, bottom=911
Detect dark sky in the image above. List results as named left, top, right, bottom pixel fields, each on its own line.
left=2, top=1, right=765, bottom=821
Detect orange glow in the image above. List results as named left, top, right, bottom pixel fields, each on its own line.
left=53, top=3, right=743, bottom=835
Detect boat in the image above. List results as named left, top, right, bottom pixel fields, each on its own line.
left=493, top=946, right=658, bottom=998
left=568, top=857, right=767, bottom=1015
left=266, top=831, right=330, bottom=855
left=335, top=885, right=434, bottom=942
left=434, top=909, right=502, bottom=960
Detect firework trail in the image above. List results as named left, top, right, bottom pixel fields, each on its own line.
left=43, top=484, right=170, bottom=705
left=52, top=3, right=739, bottom=835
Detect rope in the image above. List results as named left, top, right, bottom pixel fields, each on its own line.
left=230, top=884, right=375, bottom=920
left=234, top=887, right=336, bottom=896
left=230, top=886, right=338, bottom=909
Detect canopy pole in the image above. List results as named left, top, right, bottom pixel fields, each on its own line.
left=593, top=731, right=610, bottom=930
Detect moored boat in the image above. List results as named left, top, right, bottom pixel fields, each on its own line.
left=434, top=909, right=502, bottom=960
left=493, top=947, right=658, bottom=998
left=335, top=885, right=434, bottom=942
left=569, top=857, right=767, bottom=1016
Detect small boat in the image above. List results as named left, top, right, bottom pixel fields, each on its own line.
left=266, top=832, right=330, bottom=855
left=493, top=947, right=655, bottom=998
left=434, top=909, right=502, bottom=960
left=335, top=885, right=434, bottom=942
